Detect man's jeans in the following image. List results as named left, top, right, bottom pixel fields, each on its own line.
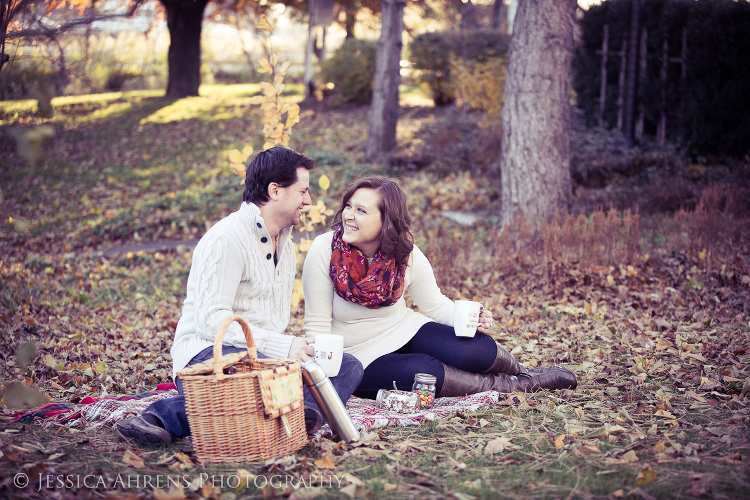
left=142, top=346, right=364, bottom=439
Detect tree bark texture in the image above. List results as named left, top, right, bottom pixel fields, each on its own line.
left=365, top=0, right=405, bottom=162
left=499, top=0, right=575, bottom=231
left=161, top=0, right=209, bottom=98
left=623, top=0, right=641, bottom=145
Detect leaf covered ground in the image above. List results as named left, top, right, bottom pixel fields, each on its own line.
left=1, top=86, right=750, bottom=499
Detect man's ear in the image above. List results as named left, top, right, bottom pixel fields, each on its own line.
left=268, top=182, right=280, bottom=201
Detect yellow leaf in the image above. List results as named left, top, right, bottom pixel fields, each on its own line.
left=318, top=174, right=331, bottom=191
left=279, top=60, right=291, bottom=75
left=554, top=434, right=566, bottom=449
left=233, top=469, right=254, bottom=493
left=122, top=449, right=145, bottom=468
left=263, top=140, right=276, bottom=150
left=248, top=95, right=265, bottom=104
left=255, top=16, right=272, bottom=33
left=241, top=145, right=253, bottom=158
left=698, top=248, right=707, bottom=260
left=228, top=149, right=245, bottom=164
left=299, top=239, right=313, bottom=252
left=314, top=454, right=335, bottom=469
left=621, top=450, right=639, bottom=463
left=285, top=113, right=300, bottom=130
left=258, top=57, right=273, bottom=74
left=634, top=467, right=657, bottom=485
left=606, top=275, right=615, bottom=286
left=231, top=163, right=246, bottom=175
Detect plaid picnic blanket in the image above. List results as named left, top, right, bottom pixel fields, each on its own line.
left=15, top=385, right=500, bottom=435
left=316, top=390, right=501, bottom=438
left=13, top=384, right=179, bottom=430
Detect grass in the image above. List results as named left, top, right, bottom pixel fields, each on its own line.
left=1, top=83, right=749, bottom=499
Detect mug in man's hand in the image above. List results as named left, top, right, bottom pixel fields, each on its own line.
left=454, top=300, right=481, bottom=337
left=312, top=334, right=344, bottom=377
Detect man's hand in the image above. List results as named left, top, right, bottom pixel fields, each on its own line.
left=289, top=337, right=313, bottom=362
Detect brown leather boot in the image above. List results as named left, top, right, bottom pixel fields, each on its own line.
left=482, top=341, right=526, bottom=375
left=438, top=364, right=577, bottom=397
left=483, top=341, right=571, bottom=376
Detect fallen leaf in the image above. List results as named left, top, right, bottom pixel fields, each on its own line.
left=313, top=454, right=335, bottom=469
left=555, top=434, right=566, bottom=449
left=484, top=437, right=511, bottom=455
left=634, top=467, right=657, bottom=485
left=122, top=449, right=144, bottom=468
left=153, top=485, right=186, bottom=500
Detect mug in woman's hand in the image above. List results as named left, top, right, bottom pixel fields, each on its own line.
left=312, top=334, right=344, bottom=377
left=454, top=300, right=481, bottom=337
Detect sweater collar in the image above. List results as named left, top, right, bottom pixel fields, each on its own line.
left=239, top=202, right=293, bottom=247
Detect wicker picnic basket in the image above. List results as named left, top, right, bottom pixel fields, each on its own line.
left=177, top=315, right=306, bottom=463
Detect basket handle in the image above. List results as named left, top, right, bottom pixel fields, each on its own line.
left=213, top=315, right=258, bottom=379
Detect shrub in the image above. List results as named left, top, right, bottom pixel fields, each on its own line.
left=572, top=0, right=750, bottom=157
left=452, top=57, right=506, bottom=129
left=410, top=30, right=510, bottom=105
left=321, top=39, right=377, bottom=105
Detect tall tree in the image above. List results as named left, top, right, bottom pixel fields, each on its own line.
left=365, top=0, right=405, bottom=162
left=161, top=0, right=210, bottom=98
left=499, top=0, right=576, bottom=231
left=622, top=0, right=641, bottom=145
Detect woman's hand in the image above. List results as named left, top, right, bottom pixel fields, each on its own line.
left=476, top=306, right=494, bottom=334
left=289, top=337, right=314, bottom=362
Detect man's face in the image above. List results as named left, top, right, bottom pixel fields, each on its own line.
left=276, top=167, right=312, bottom=228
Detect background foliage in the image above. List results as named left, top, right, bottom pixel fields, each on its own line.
left=409, top=29, right=509, bottom=105
left=572, top=0, right=750, bottom=157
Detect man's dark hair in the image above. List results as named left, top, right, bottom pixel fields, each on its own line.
left=242, top=147, right=315, bottom=205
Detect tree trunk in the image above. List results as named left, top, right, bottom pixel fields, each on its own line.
left=499, top=0, right=575, bottom=231
left=365, top=0, right=405, bottom=162
left=345, top=6, right=356, bottom=39
left=623, top=0, right=641, bottom=145
left=161, top=0, right=209, bottom=98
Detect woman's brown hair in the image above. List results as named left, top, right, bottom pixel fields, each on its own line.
left=331, top=177, right=414, bottom=265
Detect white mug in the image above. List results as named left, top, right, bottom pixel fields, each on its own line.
left=454, top=300, right=481, bottom=337
left=312, top=334, right=344, bottom=377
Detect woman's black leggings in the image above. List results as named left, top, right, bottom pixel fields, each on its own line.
left=353, top=322, right=498, bottom=399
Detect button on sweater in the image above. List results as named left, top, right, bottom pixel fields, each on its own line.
left=170, top=202, right=296, bottom=379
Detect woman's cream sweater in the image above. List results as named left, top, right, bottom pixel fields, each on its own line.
left=302, top=231, right=455, bottom=368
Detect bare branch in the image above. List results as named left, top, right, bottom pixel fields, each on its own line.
left=5, top=0, right=147, bottom=41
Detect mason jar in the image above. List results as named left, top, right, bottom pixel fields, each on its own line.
left=412, top=373, right=437, bottom=409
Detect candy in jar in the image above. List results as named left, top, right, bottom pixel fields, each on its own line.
left=412, top=373, right=436, bottom=409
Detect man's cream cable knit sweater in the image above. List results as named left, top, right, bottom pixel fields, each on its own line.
left=302, top=231, right=456, bottom=369
left=170, top=202, right=296, bottom=379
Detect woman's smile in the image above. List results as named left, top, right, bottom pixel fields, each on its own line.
left=341, top=188, right=383, bottom=258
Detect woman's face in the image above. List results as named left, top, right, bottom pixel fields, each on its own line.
left=342, top=188, right=383, bottom=258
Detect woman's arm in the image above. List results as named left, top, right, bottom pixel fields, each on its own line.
left=406, top=245, right=455, bottom=325
left=302, top=233, right=335, bottom=339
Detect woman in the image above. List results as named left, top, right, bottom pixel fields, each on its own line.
left=302, top=177, right=576, bottom=399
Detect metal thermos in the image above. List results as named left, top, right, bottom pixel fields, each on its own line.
left=301, top=360, right=360, bottom=443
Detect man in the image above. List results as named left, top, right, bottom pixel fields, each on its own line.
left=116, top=147, right=364, bottom=445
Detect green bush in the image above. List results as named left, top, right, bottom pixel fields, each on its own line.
left=321, top=39, right=377, bottom=105
left=572, top=0, right=750, bottom=157
left=410, top=30, right=510, bottom=105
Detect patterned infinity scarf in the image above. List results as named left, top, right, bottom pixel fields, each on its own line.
left=329, top=226, right=406, bottom=309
